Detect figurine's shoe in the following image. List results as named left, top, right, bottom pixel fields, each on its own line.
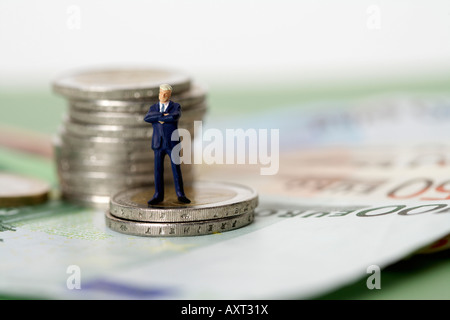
left=148, top=194, right=164, bottom=205
left=177, top=196, right=191, bottom=204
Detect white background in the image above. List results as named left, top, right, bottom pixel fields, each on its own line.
left=1, top=0, right=450, bottom=88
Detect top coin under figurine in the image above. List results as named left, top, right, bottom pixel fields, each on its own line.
left=109, top=181, right=258, bottom=223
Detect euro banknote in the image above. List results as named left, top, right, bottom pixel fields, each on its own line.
left=1, top=93, right=450, bottom=299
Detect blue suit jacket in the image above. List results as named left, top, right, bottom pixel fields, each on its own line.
left=144, top=101, right=181, bottom=150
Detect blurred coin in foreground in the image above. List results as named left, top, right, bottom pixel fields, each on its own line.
left=0, top=173, right=50, bottom=207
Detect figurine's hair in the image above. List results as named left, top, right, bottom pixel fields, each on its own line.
left=160, top=84, right=173, bottom=92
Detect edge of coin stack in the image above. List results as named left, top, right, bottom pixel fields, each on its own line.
left=52, top=67, right=208, bottom=209
left=105, top=181, right=258, bottom=237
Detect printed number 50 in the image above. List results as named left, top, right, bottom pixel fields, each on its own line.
left=388, top=178, right=450, bottom=200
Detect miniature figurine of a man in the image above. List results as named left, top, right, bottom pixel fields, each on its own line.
left=144, top=84, right=191, bottom=205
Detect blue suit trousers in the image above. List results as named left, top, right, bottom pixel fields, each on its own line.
left=153, top=146, right=185, bottom=198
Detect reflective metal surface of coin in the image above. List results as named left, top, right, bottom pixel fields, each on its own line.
left=68, top=84, right=207, bottom=113
left=53, top=67, right=208, bottom=209
left=105, top=210, right=254, bottom=237
left=109, top=181, right=258, bottom=222
left=53, top=68, right=191, bottom=100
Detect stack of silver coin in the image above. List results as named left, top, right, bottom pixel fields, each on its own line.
left=105, top=181, right=258, bottom=237
left=52, top=68, right=207, bottom=208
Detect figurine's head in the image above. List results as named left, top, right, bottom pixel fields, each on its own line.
left=159, top=84, right=172, bottom=103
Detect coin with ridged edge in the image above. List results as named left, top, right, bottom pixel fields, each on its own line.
left=68, top=103, right=207, bottom=126
left=56, top=132, right=151, bottom=152
left=63, top=118, right=195, bottom=139
left=68, top=84, right=207, bottom=113
left=52, top=67, right=191, bottom=100
left=105, top=210, right=254, bottom=237
left=109, top=181, right=258, bottom=223
left=58, top=169, right=194, bottom=194
left=62, top=191, right=110, bottom=208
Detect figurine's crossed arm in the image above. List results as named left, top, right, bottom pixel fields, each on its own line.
left=144, top=107, right=181, bottom=125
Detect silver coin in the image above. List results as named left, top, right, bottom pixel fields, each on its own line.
left=61, top=191, right=110, bottom=209
left=58, top=171, right=194, bottom=197
left=60, top=183, right=135, bottom=198
left=57, top=131, right=151, bottom=152
left=58, top=166, right=193, bottom=184
left=59, top=168, right=192, bottom=185
left=57, top=151, right=154, bottom=165
left=63, top=118, right=196, bottom=139
left=56, top=161, right=193, bottom=181
left=56, top=154, right=190, bottom=171
left=56, top=158, right=191, bottom=178
left=57, top=126, right=195, bottom=150
left=55, top=153, right=190, bottom=169
left=55, top=145, right=154, bottom=164
left=68, top=108, right=146, bottom=126
left=105, top=209, right=254, bottom=237
left=109, top=181, right=258, bottom=223
left=57, top=159, right=153, bottom=174
left=54, top=137, right=194, bottom=177
left=55, top=143, right=193, bottom=167
left=63, top=120, right=152, bottom=139
left=54, top=140, right=153, bottom=162
left=68, top=84, right=207, bottom=113
left=68, top=103, right=207, bottom=126
left=59, top=171, right=152, bottom=186
left=55, top=149, right=192, bottom=173
left=52, top=67, right=191, bottom=100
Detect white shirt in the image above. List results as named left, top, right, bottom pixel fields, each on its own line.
left=160, top=101, right=169, bottom=112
